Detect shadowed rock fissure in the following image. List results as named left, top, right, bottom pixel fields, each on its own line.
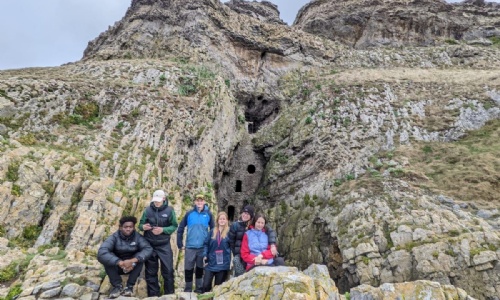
left=244, top=96, right=280, bottom=134
left=216, top=91, right=280, bottom=217
left=214, top=92, right=350, bottom=292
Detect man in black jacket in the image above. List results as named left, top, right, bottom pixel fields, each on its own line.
left=138, top=190, right=178, bottom=296
left=97, top=216, right=153, bottom=298
left=228, top=205, right=277, bottom=276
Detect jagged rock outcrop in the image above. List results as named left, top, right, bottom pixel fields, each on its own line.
left=294, top=0, right=500, bottom=48
left=351, top=280, right=477, bottom=300
left=225, top=0, right=286, bottom=25
left=213, top=265, right=340, bottom=299
left=82, top=0, right=340, bottom=95
left=1, top=0, right=500, bottom=299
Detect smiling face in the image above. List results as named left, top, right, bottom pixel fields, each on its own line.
left=254, top=217, right=265, bottom=231
left=119, top=221, right=135, bottom=236
left=218, top=213, right=227, bottom=227
left=195, top=197, right=205, bottom=211
left=241, top=211, right=251, bottom=222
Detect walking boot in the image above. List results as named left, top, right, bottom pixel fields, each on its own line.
left=194, top=278, right=204, bottom=293
left=184, top=281, right=193, bottom=293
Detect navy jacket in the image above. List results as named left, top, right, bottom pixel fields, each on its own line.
left=203, top=229, right=231, bottom=272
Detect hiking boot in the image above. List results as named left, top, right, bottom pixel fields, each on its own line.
left=194, top=278, right=203, bottom=293
left=109, top=285, right=122, bottom=299
left=121, top=286, right=133, bottom=297
left=184, top=281, right=193, bottom=292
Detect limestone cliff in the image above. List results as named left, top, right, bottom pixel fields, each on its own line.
left=0, top=0, right=499, bottom=299
left=294, top=0, right=500, bottom=48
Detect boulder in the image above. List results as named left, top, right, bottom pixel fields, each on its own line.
left=212, top=265, right=340, bottom=299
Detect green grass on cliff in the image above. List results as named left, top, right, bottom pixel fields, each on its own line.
left=343, top=118, right=500, bottom=209
left=394, top=119, right=500, bottom=207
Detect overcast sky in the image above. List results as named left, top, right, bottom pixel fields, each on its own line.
left=0, top=0, right=491, bottom=70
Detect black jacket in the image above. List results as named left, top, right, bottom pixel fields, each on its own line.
left=97, top=230, right=153, bottom=267
left=138, top=202, right=178, bottom=246
left=228, top=220, right=276, bottom=256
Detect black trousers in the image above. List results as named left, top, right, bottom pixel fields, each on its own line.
left=104, top=261, right=144, bottom=288
left=202, top=269, right=229, bottom=293
left=247, top=257, right=286, bottom=272
left=145, top=242, right=174, bottom=296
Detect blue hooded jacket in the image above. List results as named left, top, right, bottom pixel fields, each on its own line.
left=177, top=204, right=214, bottom=249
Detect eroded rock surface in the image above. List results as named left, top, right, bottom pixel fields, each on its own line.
left=294, top=0, right=500, bottom=48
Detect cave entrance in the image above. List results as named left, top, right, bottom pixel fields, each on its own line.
left=235, top=180, right=242, bottom=192
left=228, top=205, right=235, bottom=221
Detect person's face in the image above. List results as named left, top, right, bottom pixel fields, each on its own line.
left=119, top=221, right=135, bottom=236
left=241, top=211, right=251, bottom=222
left=218, top=214, right=227, bottom=227
left=254, top=217, right=265, bottom=230
left=195, top=198, right=205, bottom=210
left=153, top=200, right=163, bottom=207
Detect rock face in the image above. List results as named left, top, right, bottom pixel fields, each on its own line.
left=213, top=265, right=340, bottom=299
left=294, top=0, right=500, bottom=48
left=225, top=0, right=286, bottom=25
left=1, top=0, right=500, bottom=299
left=83, top=0, right=338, bottom=89
left=351, top=280, right=477, bottom=300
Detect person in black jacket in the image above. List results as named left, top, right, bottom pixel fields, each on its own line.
left=97, top=216, right=153, bottom=298
left=138, top=190, right=178, bottom=296
left=227, top=205, right=277, bottom=277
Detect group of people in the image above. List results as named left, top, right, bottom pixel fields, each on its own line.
left=97, top=190, right=284, bottom=298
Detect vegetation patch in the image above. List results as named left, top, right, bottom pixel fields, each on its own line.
left=177, top=65, right=216, bottom=97
left=51, top=101, right=101, bottom=129
left=17, top=133, right=37, bottom=145
left=11, top=184, right=22, bottom=197
left=6, top=161, right=20, bottom=182
left=0, top=284, right=22, bottom=300
left=490, top=36, right=500, bottom=46
left=54, top=211, right=77, bottom=247
left=9, top=225, right=41, bottom=248
left=0, top=254, right=34, bottom=284
left=393, top=119, right=500, bottom=206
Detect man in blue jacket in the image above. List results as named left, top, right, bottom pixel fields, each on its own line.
left=97, top=216, right=153, bottom=298
left=177, top=194, right=214, bottom=293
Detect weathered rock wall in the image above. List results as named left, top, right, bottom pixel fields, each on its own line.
left=294, top=0, right=500, bottom=48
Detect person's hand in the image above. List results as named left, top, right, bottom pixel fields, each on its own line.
left=270, top=244, right=278, bottom=256
left=179, top=246, right=185, bottom=251
left=117, top=260, right=125, bottom=268
left=122, top=259, right=134, bottom=268
left=143, top=223, right=152, bottom=231
left=261, top=259, right=268, bottom=265
left=152, top=226, right=163, bottom=235
left=203, top=257, right=208, bottom=267
left=254, top=255, right=262, bottom=265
